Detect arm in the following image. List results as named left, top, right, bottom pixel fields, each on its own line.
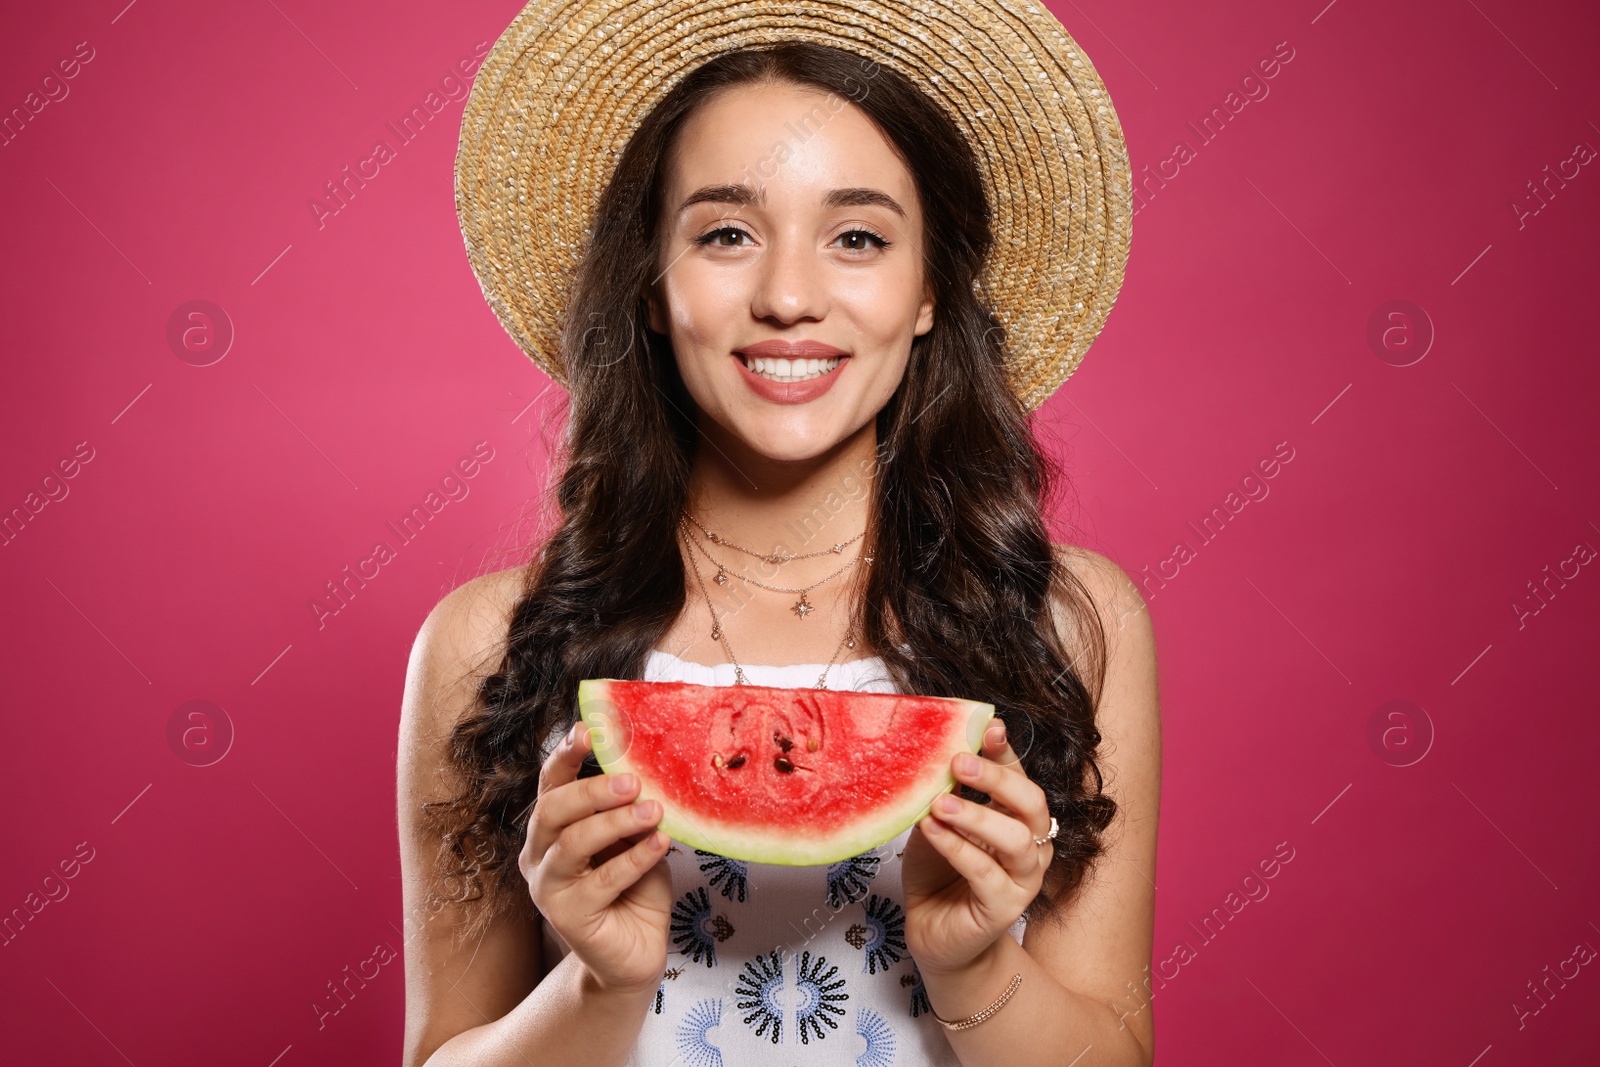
left=397, top=570, right=663, bottom=1067
left=916, top=547, right=1161, bottom=1066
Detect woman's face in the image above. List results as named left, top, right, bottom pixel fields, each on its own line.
left=646, top=80, right=934, bottom=464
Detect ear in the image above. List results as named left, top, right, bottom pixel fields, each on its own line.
left=642, top=280, right=667, bottom=335
left=913, top=285, right=935, bottom=337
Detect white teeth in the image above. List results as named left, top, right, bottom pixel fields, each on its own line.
left=747, top=355, right=841, bottom=382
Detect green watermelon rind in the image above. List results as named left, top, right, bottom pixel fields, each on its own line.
left=576, top=678, right=995, bottom=867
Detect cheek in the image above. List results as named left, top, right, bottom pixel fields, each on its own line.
left=838, top=263, right=924, bottom=337
left=863, top=347, right=913, bottom=409
left=663, top=269, right=740, bottom=349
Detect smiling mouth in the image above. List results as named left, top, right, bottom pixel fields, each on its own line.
left=738, top=354, right=845, bottom=383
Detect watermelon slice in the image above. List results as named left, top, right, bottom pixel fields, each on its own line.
left=576, top=678, right=994, bottom=865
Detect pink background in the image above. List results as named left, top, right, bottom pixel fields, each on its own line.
left=3, top=0, right=1597, bottom=1063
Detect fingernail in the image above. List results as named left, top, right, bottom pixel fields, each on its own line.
left=566, top=722, right=578, bottom=745
left=955, top=752, right=981, bottom=776
left=986, top=724, right=1006, bottom=747
left=923, top=815, right=945, bottom=834
left=610, top=773, right=637, bottom=794
left=632, top=800, right=657, bottom=821
left=935, top=794, right=960, bottom=815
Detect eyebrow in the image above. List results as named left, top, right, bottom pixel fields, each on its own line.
left=676, top=182, right=907, bottom=218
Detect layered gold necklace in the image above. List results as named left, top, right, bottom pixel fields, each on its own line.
left=677, top=513, right=872, bottom=688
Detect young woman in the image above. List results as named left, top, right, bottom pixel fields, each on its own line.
left=399, top=21, right=1157, bottom=1067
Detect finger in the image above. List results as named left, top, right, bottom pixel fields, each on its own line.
left=929, top=792, right=1041, bottom=878
left=977, top=722, right=1033, bottom=804
left=544, top=800, right=664, bottom=880
left=981, top=720, right=1022, bottom=769
left=591, top=829, right=650, bottom=867
left=579, top=829, right=671, bottom=911
left=527, top=771, right=642, bottom=862
left=537, top=720, right=593, bottom=796
left=917, top=814, right=1015, bottom=908
left=952, top=749, right=1051, bottom=840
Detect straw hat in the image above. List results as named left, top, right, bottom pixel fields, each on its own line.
left=455, top=0, right=1132, bottom=412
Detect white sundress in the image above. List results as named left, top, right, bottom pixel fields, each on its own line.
left=539, top=649, right=1026, bottom=1067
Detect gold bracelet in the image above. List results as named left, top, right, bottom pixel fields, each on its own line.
left=929, top=973, right=1023, bottom=1031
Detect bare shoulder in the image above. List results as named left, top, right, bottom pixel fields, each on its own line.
left=1051, top=545, right=1150, bottom=643
left=402, top=566, right=528, bottom=736
left=1048, top=544, right=1156, bottom=697
left=1046, top=542, right=1161, bottom=828
left=399, top=565, right=528, bottom=801
left=414, top=565, right=527, bottom=671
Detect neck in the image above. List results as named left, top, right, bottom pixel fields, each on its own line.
left=684, top=416, right=878, bottom=560
left=668, top=413, right=881, bottom=669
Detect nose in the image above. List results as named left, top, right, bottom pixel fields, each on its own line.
left=749, top=232, right=827, bottom=325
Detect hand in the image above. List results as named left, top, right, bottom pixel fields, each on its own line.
left=519, top=721, right=673, bottom=996
left=901, top=721, right=1053, bottom=975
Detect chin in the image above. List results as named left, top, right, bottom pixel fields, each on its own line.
left=687, top=367, right=893, bottom=462
left=708, top=393, right=867, bottom=460
left=732, top=420, right=850, bottom=463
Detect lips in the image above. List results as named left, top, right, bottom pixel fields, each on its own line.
left=732, top=339, right=849, bottom=405
left=736, top=340, right=849, bottom=361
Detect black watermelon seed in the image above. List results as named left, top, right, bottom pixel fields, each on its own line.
left=774, top=756, right=794, bottom=773
left=726, top=753, right=747, bottom=769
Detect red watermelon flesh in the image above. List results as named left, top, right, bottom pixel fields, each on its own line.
left=577, top=678, right=994, bottom=865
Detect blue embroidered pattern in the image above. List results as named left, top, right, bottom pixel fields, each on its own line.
left=674, top=997, right=723, bottom=1067
left=825, top=852, right=881, bottom=909
left=904, top=962, right=931, bottom=1019
left=695, top=849, right=750, bottom=903
left=670, top=886, right=732, bottom=967
left=794, top=950, right=850, bottom=1044
left=854, top=895, right=908, bottom=975
left=734, top=948, right=786, bottom=1044
left=855, top=1006, right=898, bottom=1067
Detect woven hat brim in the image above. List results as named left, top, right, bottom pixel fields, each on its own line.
left=456, top=0, right=1132, bottom=412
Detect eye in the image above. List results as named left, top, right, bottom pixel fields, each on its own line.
left=835, top=227, right=891, bottom=252
left=693, top=225, right=753, bottom=247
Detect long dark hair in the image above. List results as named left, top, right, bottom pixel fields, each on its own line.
left=423, top=40, right=1114, bottom=944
